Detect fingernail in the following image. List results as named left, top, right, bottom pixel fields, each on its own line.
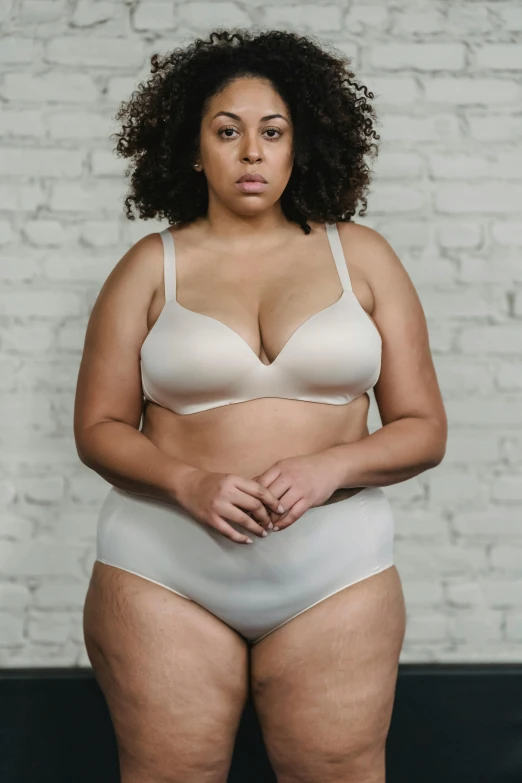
left=261, top=530, right=267, bottom=537
left=278, top=504, right=284, bottom=513
left=246, top=538, right=253, bottom=544
left=267, top=521, right=273, bottom=530
left=273, top=526, right=280, bottom=531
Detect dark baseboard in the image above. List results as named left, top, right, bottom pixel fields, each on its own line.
left=1, top=664, right=521, bottom=782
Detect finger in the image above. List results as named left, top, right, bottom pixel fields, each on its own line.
left=246, top=509, right=273, bottom=531
left=234, top=490, right=276, bottom=529
left=248, top=504, right=273, bottom=529
left=266, top=485, right=294, bottom=522
left=211, top=516, right=255, bottom=545
left=273, top=498, right=309, bottom=531
left=263, top=478, right=291, bottom=507
left=251, top=466, right=282, bottom=491
left=240, top=477, right=285, bottom=515
left=269, top=503, right=290, bottom=524
left=223, top=503, right=270, bottom=538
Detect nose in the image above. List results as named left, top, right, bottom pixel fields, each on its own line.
left=242, top=150, right=262, bottom=163
left=240, top=129, right=262, bottom=163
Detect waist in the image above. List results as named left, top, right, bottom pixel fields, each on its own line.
left=141, top=396, right=370, bottom=479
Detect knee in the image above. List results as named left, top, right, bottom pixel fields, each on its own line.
left=119, top=749, right=230, bottom=783
left=276, top=744, right=385, bottom=783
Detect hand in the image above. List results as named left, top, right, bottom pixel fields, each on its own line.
left=175, top=468, right=285, bottom=545
left=252, top=452, right=342, bottom=531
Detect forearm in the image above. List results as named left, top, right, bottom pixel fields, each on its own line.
left=76, top=420, right=200, bottom=503
left=320, top=416, right=446, bottom=490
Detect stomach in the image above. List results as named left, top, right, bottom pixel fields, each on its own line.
left=140, top=394, right=371, bottom=501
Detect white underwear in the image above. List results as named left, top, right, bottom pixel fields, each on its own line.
left=95, top=484, right=395, bottom=644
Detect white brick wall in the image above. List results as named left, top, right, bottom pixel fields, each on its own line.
left=0, top=1, right=521, bottom=667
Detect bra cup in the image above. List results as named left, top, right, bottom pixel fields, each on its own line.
left=141, top=307, right=251, bottom=403
left=277, top=296, right=382, bottom=397
left=140, top=294, right=382, bottom=415
left=140, top=222, right=382, bottom=415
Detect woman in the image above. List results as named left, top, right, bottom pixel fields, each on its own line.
left=76, top=29, right=447, bottom=783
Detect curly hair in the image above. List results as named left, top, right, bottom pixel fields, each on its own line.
left=111, top=28, right=380, bottom=235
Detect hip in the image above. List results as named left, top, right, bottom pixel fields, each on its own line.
left=95, top=483, right=395, bottom=585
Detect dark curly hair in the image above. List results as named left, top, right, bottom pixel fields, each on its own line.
left=111, top=28, right=380, bottom=235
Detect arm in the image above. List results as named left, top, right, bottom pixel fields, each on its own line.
left=320, top=224, right=448, bottom=489
left=74, top=233, right=199, bottom=504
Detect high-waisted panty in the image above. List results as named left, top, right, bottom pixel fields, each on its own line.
left=95, top=484, right=395, bottom=644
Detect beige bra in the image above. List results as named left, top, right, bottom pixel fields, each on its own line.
left=140, top=222, right=382, bottom=415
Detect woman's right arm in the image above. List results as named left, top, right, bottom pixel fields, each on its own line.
left=74, top=232, right=199, bottom=504
left=74, top=231, right=286, bottom=542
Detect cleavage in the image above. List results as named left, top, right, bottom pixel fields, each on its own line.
left=179, top=279, right=345, bottom=367
left=173, top=227, right=346, bottom=366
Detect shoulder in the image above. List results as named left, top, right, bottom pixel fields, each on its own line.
left=336, top=221, right=397, bottom=266
left=100, top=230, right=165, bottom=300
left=336, top=220, right=413, bottom=295
left=83, top=231, right=167, bottom=330
left=122, top=229, right=165, bottom=277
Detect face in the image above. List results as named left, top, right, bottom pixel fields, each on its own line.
left=196, top=76, right=294, bottom=218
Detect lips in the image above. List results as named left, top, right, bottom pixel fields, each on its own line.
left=236, top=174, right=267, bottom=183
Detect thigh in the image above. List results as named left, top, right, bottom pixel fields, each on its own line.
left=83, top=560, right=249, bottom=783
left=250, top=565, right=406, bottom=783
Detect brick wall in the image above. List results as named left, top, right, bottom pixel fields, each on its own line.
left=1, top=1, right=521, bottom=666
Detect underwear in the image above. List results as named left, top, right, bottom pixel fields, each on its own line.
left=140, top=222, right=382, bottom=415
left=95, top=485, right=395, bottom=644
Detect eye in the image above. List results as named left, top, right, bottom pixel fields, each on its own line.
left=219, top=126, right=238, bottom=138
left=218, top=126, right=282, bottom=139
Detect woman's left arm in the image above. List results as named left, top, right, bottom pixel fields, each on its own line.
left=255, top=224, right=448, bottom=528
left=320, top=223, right=448, bottom=489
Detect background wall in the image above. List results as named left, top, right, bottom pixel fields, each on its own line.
left=0, top=0, right=521, bottom=667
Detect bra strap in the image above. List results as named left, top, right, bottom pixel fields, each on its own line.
left=325, top=222, right=353, bottom=293
left=159, top=228, right=176, bottom=302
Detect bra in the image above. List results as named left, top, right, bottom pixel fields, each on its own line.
left=140, top=222, right=382, bottom=416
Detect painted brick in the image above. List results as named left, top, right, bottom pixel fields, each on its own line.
left=369, top=44, right=465, bottom=71
left=425, top=78, right=520, bottom=105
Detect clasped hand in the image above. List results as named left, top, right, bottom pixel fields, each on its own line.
left=252, top=452, right=342, bottom=531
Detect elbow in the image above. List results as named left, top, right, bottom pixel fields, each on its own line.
left=75, top=437, right=94, bottom=470
left=74, top=421, right=99, bottom=469
left=429, top=446, right=446, bottom=469
left=426, top=417, right=448, bottom=468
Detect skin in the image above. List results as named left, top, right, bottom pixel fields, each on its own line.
left=80, top=75, right=444, bottom=782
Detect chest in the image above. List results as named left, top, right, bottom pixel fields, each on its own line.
left=148, top=249, right=375, bottom=367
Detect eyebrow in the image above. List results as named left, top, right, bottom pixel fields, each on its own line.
left=211, top=111, right=290, bottom=123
